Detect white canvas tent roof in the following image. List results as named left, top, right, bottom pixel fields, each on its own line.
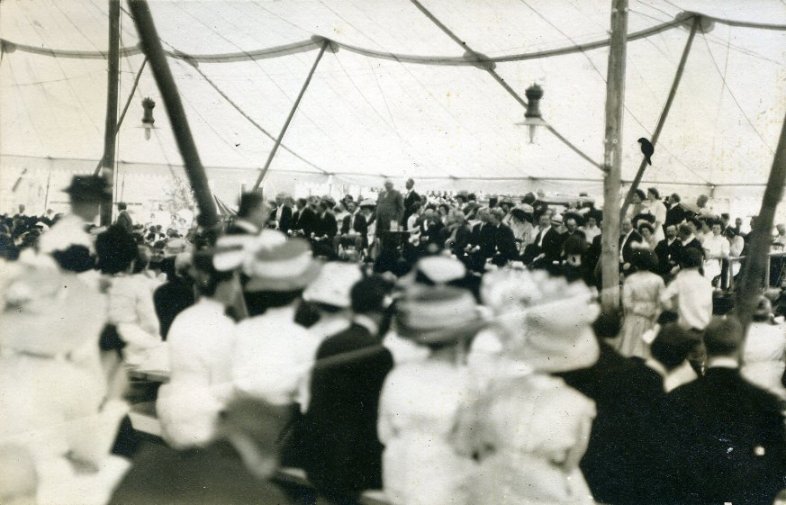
left=1, top=0, right=785, bottom=213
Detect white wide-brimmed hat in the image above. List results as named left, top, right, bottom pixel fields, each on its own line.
left=303, top=261, right=363, bottom=308
left=0, top=254, right=106, bottom=356
left=481, top=268, right=600, bottom=372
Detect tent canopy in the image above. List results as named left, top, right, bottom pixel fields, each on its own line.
left=1, top=0, right=785, bottom=206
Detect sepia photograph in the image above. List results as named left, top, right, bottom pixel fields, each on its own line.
left=1, top=0, right=786, bottom=503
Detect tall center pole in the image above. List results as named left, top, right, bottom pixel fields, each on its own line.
left=99, top=0, right=120, bottom=226
left=600, top=0, right=629, bottom=310
left=128, top=0, right=218, bottom=227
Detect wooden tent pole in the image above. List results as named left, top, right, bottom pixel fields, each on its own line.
left=94, top=57, right=148, bottom=176
left=620, top=16, right=700, bottom=219
left=99, top=0, right=120, bottom=226
left=127, top=0, right=218, bottom=227
left=600, top=0, right=629, bottom=311
left=252, top=40, right=329, bottom=191
left=734, top=110, right=786, bottom=332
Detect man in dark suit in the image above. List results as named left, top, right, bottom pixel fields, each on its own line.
left=676, top=222, right=704, bottom=267
left=668, top=317, right=786, bottom=505
left=293, top=198, right=319, bottom=238
left=402, top=178, right=421, bottom=226
left=336, top=200, right=368, bottom=251
left=115, top=202, right=133, bottom=233
left=375, top=179, right=404, bottom=234
left=488, top=208, right=518, bottom=264
left=274, top=193, right=293, bottom=234
left=312, top=200, right=338, bottom=259
left=302, top=277, right=394, bottom=503
left=225, top=192, right=268, bottom=235
left=573, top=323, right=696, bottom=505
left=665, top=193, right=686, bottom=227
left=524, top=212, right=563, bottom=267
left=619, top=218, right=643, bottom=272
left=153, top=255, right=195, bottom=339
left=110, top=398, right=305, bottom=505
left=654, top=224, right=683, bottom=278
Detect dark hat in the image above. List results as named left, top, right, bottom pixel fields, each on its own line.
left=651, top=323, right=698, bottom=369
left=704, top=316, right=744, bottom=356
left=587, top=208, right=603, bottom=222
left=63, top=175, right=111, bottom=202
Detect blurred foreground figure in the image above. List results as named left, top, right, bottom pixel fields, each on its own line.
left=668, top=317, right=786, bottom=505
left=0, top=444, right=37, bottom=505
left=110, top=398, right=303, bottom=505
left=0, top=255, right=129, bottom=505
left=39, top=175, right=111, bottom=272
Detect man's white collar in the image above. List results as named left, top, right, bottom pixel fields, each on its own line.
left=354, top=314, right=379, bottom=336
left=645, top=359, right=668, bottom=378
left=708, top=356, right=739, bottom=369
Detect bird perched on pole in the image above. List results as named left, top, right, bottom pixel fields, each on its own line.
left=638, top=138, right=654, bottom=165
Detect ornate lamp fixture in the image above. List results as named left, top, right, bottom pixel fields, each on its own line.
left=141, top=97, right=156, bottom=140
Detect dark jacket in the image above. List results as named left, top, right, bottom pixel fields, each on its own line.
left=442, top=224, right=472, bottom=255
left=679, top=237, right=705, bottom=265
left=619, top=230, right=643, bottom=265
left=295, top=207, right=318, bottom=236
left=665, top=203, right=687, bottom=227
left=654, top=238, right=683, bottom=276
left=572, top=358, right=674, bottom=505
left=523, top=226, right=564, bottom=264
left=402, top=190, right=421, bottom=224
left=667, top=367, right=786, bottom=505
left=314, top=212, right=338, bottom=239
left=494, top=223, right=519, bottom=261
left=341, top=213, right=368, bottom=237
left=419, top=218, right=445, bottom=248
left=116, top=211, right=133, bottom=233
left=153, top=278, right=195, bottom=340
left=302, top=322, right=394, bottom=499
left=277, top=205, right=293, bottom=234
left=375, top=190, right=404, bottom=232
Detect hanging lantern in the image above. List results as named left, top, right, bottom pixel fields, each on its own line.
left=516, top=83, right=547, bottom=144
left=141, top=97, right=156, bottom=140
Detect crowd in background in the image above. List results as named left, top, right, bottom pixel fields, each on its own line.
left=1, top=174, right=786, bottom=505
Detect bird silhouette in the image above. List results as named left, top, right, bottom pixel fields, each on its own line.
left=638, top=138, right=654, bottom=165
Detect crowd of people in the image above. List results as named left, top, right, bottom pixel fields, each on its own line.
left=1, top=174, right=786, bottom=505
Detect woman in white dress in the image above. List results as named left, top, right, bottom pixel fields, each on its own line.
left=157, top=251, right=240, bottom=449
left=457, top=273, right=598, bottom=505
left=0, top=255, right=129, bottom=505
left=618, top=250, right=664, bottom=360
left=644, top=188, right=667, bottom=243
left=378, top=286, right=484, bottom=505
left=702, top=221, right=730, bottom=284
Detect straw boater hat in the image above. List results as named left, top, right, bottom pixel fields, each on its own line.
left=244, top=237, right=322, bottom=292
left=63, top=175, right=112, bottom=202
left=303, top=261, right=363, bottom=308
left=395, top=285, right=486, bottom=345
left=359, top=199, right=376, bottom=209
left=212, top=230, right=287, bottom=272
